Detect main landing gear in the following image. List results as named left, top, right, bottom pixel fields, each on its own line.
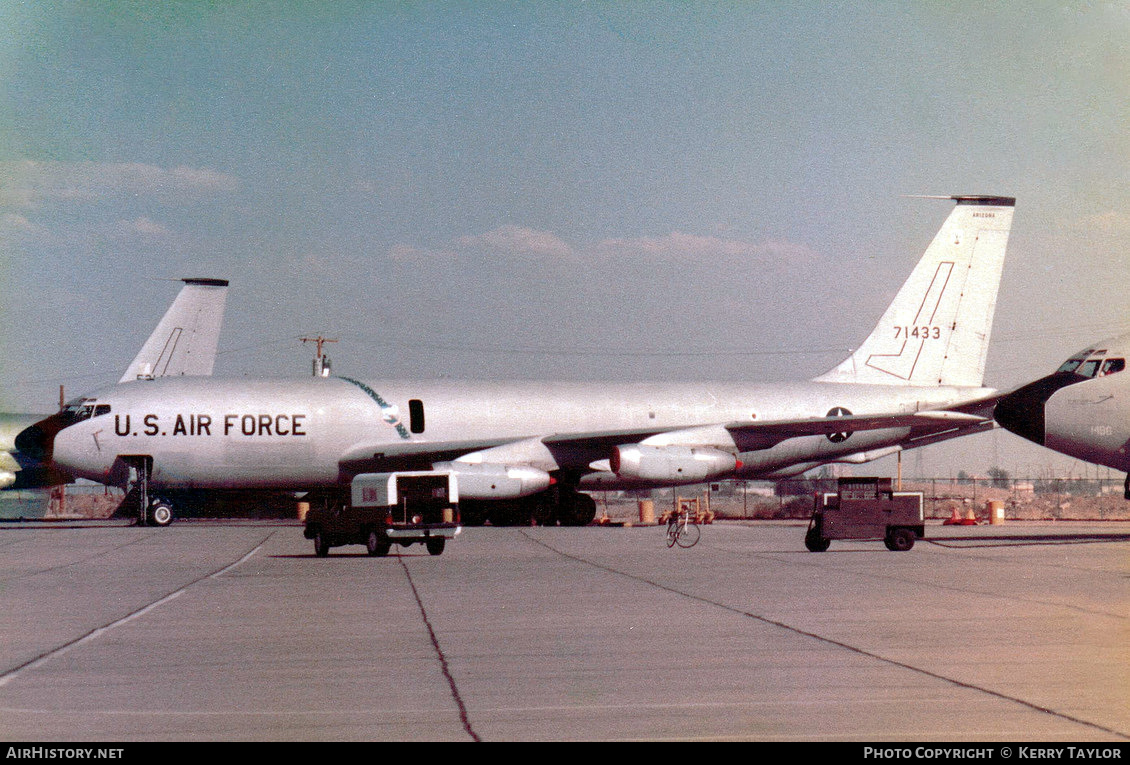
left=460, top=486, right=598, bottom=527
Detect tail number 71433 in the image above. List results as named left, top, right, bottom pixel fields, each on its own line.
left=895, top=326, right=942, bottom=340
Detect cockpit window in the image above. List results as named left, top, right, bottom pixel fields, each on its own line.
left=60, top=403, right=87, bottom=420
left=1079, top=359, right=1102, bottom=378
left=1100, top=358, right=1125, bottom=376
left=1061, top=353, right=1124, bottom=379
left=61, top=400, right=110, bottom=422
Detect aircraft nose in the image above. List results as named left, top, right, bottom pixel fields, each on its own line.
left=994, top=385, right=1047, bottom=445
left=14, top=410, right=75, bottom=461
left=11, top=412, right=81, bottom=488
left=15, top=423, right=55, bottom=461
left=994, top=373, right=1082, bottom=445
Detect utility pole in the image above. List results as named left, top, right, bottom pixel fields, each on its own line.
left=301, top=336, right=337, bottom=377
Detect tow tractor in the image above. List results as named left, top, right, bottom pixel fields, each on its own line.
left=805, top=477, right=924, bottom=552
left=304, top=471, right=461, bottom=557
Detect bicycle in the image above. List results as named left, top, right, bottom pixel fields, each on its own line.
left=665, top=507, right=701, bottom=548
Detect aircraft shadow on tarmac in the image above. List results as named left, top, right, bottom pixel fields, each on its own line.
left=752, top=532, right=1130, bottom=554
left=924, top=533, right=1130, bottom=548
left=273, top=551, right=437, bottom=559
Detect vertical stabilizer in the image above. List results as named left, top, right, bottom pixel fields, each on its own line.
left=813, top=196, right=1015, bottom=387
left=119, top=278, right=229, bottom=383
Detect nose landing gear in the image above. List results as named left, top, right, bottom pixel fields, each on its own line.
left=122, top=456, right=175, bottom=527
left=147, top=498, right=174, bottom=527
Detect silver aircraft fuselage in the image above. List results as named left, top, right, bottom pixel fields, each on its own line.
left=39, top=196, right=1016, bottom=521
left=52, top=376, right=991, bottom=492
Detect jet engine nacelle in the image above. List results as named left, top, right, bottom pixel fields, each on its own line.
left=433, top=461, right=552, bottom=500
left=611, top=445, right=738, bottom=482
left=0, top=470, right=15, bottom=489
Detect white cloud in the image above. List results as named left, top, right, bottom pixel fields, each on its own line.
left=387, top=243, right=457, bottom=261
left=115, top=217, right=171, bottom=237
left=457, top=225, right=574, bottom=259
left=0, top=213, right=34, bottom=232
left=0, top=212, right=41, bottom=247
left=1075, top=209, right=1130, bottom=234
left=388, top=225, right=818, bottom=267
left=594, top=231, right=819, bottom=263
left=0, top=161, right=240, bottom=208
left=388, top=226, right=571, bottom=261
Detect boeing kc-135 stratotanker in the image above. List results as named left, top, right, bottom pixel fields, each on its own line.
left=31, top=196, right=1016, bottom=526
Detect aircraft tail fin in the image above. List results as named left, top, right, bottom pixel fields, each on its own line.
left=813, top=196, right=1015, bottom=388
left=119, top=278, right=229, bottom=383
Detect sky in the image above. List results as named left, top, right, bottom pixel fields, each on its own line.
left=1, top=2, right=1128, bottom=479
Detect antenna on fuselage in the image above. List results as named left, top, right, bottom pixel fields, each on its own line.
left=301, top=335, right=337, bottom=377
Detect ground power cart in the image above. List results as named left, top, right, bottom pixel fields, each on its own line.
left=305, top=471, right=461, bottom=557
left=805, top=477, right=924, bottom=552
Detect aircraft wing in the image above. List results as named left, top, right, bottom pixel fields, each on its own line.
left=939, top=391, right=1004, bottom=419
left=336, top=407, right=995, bottom=477
left=719, top=409, right=994, bottom=452
left=338, top=427, right=676, bottom=475
left=339, top=437, right=539, bottom=474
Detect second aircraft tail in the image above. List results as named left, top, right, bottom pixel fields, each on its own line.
left=813, top=196, right=1015, bottom=388
left=119, top=278, right=229, bottom=383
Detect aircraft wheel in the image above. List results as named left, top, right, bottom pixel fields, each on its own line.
left=366, top=530, right=391, bottom=557
left=426, top=537, right=446, bottom=556
left=149, top=500, right=174, bottom=527
left=885, top=527, right=915, bottom=552
left=530, top=495, right=556, bottom=526
left=459, top=501, right=487, bottom=526
left=804, top=527, right=830, bottom=552
left=559, top=492, right=597, bottom=526
left=488, top=501, right=525, bottom=526
left=313, top=530, right=330, bottom=557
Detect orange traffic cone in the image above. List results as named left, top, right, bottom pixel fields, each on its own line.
left=961, top=508, right=978, bottom=525
left=943, top=506, right=962, bottom=525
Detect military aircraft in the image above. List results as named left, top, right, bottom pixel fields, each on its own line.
left=994, top=331, right=1129, bottom=498
left=42, top=196, right=1016, bottom=526
left=8, top=278, right=228, bottom=493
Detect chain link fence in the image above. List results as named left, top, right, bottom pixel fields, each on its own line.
left=595, top=477, right=1130, bottom=522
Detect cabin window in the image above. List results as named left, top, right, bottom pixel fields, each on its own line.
left=408, top=399, right=425, bottom=434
